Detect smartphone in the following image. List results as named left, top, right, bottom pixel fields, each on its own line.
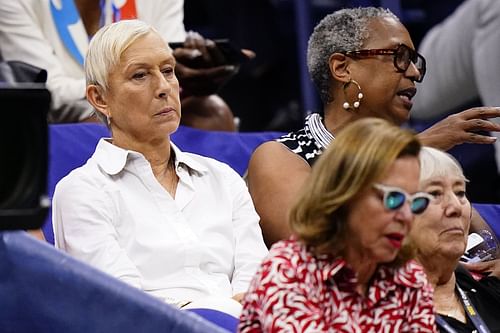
left=169, top=39, right=249, bottom=65
left=461, top=231, right=498, bottom=263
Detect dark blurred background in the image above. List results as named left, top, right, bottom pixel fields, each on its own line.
left=183, top=0, right=463, bottom=132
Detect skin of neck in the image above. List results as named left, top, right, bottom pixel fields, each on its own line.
left=343, top=246, right=378, bottom=296
left=433, top=272, right=457, bottom=301
left=432, top=272, right=462, bottom=320
left=417, top=250, right=459, bottom=287
left=111, top=130, right=173, bottom=177
left=322, top=84, right=364, bottom=136
left=323, top=101, right=357, bottom=136
left=417, top=251, right=460, bottom=315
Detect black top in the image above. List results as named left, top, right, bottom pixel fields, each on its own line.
left=275, top=113, right=333, bottom=166
left=438, top=265, right=500, bottom=333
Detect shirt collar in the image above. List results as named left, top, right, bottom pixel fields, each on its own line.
left=170, top=141, right=208, bottom=175
left=94, top=138, right=208, bottom=175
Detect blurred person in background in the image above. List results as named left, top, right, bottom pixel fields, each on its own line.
left=0, top=0, right=245, bottom=130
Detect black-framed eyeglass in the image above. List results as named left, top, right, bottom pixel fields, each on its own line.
left=344, top=44, right=426, bottom=83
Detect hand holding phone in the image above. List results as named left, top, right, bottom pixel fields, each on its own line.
left=168, top=33, right=253, bottom=96
left=169, top=39, right=251, bottom=67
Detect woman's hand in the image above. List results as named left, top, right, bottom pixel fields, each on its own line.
left=462, top=259, right=500, bottom=279
left=232, top=292, right=245, bottom=304
left=172, top=31, right=254, bottom=96
left=417, top=107, right=500, bottom=151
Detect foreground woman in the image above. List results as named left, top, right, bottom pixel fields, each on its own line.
left=239, top=118, right=437, bottom=332
left=52, top=20, right=267, bottom=309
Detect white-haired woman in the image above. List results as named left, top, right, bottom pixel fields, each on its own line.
left=410, top=147, right=500, bottom=332
left=52, top=20, right=267, bottom=311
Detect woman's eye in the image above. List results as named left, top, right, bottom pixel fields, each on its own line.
left=455, top=190, right=466, bottom=198
left=132, top=72, right=147, bottom=80
left=161, top=67, right=174, bottom=77
left=428, top=190, right=442, bottom=198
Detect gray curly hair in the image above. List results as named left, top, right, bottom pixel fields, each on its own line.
left=307, top=7, right=399, bottom=104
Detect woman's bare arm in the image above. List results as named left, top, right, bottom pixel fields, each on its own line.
left=247, top=141, right=311, bottom=248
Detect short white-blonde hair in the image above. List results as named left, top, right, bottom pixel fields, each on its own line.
left=419, top=147, right=467, bottom=184
left=85, top=19, right=158, bottom=90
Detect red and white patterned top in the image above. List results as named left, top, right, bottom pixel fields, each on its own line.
left=238, top=239, right=437, bottom=333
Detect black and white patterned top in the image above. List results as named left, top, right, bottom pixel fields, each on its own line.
left=276, top=113, right=334, bottom=166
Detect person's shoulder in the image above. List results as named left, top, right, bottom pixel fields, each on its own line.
left=250, top=140, right=310, bottom=172
left=247, top=140, right=311, bottom=196
left=393, top=260, right=430, bottom=289
left=274, top=125, right=306, bottom=144
left=261, top=239, right=331, bottom=287
left=54, top=154, right=107, bottom=195
left=264, top=239, right=310, bottom=268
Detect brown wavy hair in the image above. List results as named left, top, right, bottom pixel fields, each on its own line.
left=289, top=117, right=421, bottom=266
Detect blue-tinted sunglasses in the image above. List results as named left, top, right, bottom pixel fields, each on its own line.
left=373, top=183, right=432, bottom=215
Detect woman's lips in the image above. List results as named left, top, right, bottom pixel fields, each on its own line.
left=397, top=87, right=416, bottom=110
left=398, top=94, right=413, bottom=110
left=386, top=233, right=404, bottom=249
left=441, top=227, right=465, bottom=235
left=154, top=107, right=175, bottom=116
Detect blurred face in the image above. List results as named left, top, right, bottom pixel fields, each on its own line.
left=349, top=17, right=421, bottom=125
left=103, top=31, right=181, bottom=145
left=410, top=174, right=471, bottom=262
left=345, top=156, right=421, bottom=265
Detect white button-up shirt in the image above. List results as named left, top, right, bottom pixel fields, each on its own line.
left=53, top=139, right=268, bottom=304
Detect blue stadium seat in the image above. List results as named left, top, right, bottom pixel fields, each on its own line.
left=473, top=204, right=500, bottom=241
left=0, top=231, right=228, bottom=333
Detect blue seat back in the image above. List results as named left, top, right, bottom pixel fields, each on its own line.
left=0, top=231, right=227, bottom=333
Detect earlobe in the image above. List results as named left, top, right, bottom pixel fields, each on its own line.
left=86, top=84, right=109, bottom=117
left=328, top=53, right=351, bottom=83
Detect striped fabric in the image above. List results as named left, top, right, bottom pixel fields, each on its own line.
left=275, top=113, right=334, bottom=166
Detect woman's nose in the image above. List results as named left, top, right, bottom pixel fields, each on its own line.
left=155, top=72, right=171, bottom=98
left=396, top=202, right=414, bottom=226
left=405, top=62, right=422, bottom=81
left=443, top=192, right=462, bottom=216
